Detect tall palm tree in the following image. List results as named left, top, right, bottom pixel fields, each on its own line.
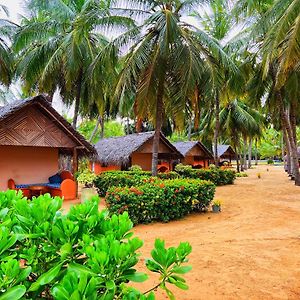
left=111, top=0, right=235, bottom=175
left=219, top=99, right=264, bottom=172
left=194, top=0, right=235, bottom=165
left=14, top=0, right=128, bottom=128
left=0, top=5, right=16, bottom=88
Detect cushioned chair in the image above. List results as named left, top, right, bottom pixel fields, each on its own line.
left=49, top=171, right=77, bottom=200
left=8, top=179, right=31, bottom=198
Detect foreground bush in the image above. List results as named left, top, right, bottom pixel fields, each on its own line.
left=175, top=164, right=236, bottom=185
left=94, top=171, right=179, bottom=197
left=0, top=190, right=192, bottom=299
left=106, top=178, right=216, bottom=224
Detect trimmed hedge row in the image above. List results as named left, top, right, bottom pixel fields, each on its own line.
left=94, top=168, right=234, bottom=197
left=175, top=167, right=236, bottom=185
left=94, top=171, right=179, bottom=197
left=105, top=178, right=216, bottom=224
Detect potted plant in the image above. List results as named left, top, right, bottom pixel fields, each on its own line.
left=212, top=200, right=222, bottom=213
left=77, top=170, right=97, bottom=203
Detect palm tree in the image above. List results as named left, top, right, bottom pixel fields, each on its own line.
left=14, top=0, right=127, bottom=128
left=111, top=0, right=235, bottom=175
left=261, top=0, right=300, bottom=87
left=219, top=99, right=264, bottom=172
left=194, top=0, right=235, bottom=165
left=0, top=5, right=16, bottom=88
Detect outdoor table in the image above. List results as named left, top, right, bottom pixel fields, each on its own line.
left=29, top=185, right=47, bottom=197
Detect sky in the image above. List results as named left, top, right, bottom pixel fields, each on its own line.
left=0, top=0, right=23, bottom=22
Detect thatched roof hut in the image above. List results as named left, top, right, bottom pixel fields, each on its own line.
left=0, top=94, right=95, bottom=157
left=173, top=141, right=213, bottom=158
left=0, top=94, right=95, bottom=191
left=173, top=141, right=213, bottom=168
left=94, top=131, right=182, bottom=169
left=214, top=145, right=236, bottom=160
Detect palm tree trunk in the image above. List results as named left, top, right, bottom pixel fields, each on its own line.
left=255, top=138, right=258, bottom=165
left=89, top=116, right=101, bottom=142
left=126, top=117, right=131, bottom=135
left=100, top=116, right=105, bottom=139
left=279, top=96, right=300, bottom=185
left=187, top=119, right=192, bottom=141
left=282, top=126, right=291, bottom=174
left=72, top=70, right=83, bottom=128
left=151, top=79, right=164, bottom=176
left=243, top=136, right=248, bottom=170
left=234, top=145, right=240, bottom=172
left=213, top=92, right=220, bottom=166
left=248, top=138, right=252, bottom=169
left=281, top=133, right=284, bottom=161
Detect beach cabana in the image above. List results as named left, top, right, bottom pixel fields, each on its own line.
left=0, top=95, right=95, bottom=199
left=214, top=145, right=236, bottom=165
left=173, top=141, right=213, bottom=168
left=92, top=131, right=182, bottom=173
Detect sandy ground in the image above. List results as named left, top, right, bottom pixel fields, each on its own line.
left=132, top=165, right=300, bottom=300
left=62, top=165, right=300, bottom=299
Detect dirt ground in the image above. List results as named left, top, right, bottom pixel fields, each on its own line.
left=62, top=165, right=300, bottom=299
left=132, top=165, right=300, bottom=300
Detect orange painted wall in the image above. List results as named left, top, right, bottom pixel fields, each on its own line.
left=91, top=162, right=121, bottom=175
left=182, top=156, right=210, bottom=168
left=131, top=153, right=152, bottom=171
left=0, top=146, right=58, bottom=191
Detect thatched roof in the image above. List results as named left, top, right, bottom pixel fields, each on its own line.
left=173, top=141, right=213, bottom=158
left=214, top=145, right=236, bottom=158
left=94, top=131, right=182, bottom=166
left=0, top=94, right=95, bottom=156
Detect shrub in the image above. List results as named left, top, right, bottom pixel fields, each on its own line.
left=267, top=159, right=274, bottom=164
left=129, top=164, right=143, bottom=172
left=236, top=172, right=248, bottom=177
left=94, top=171, right=149, bottom=196
left=77, top=169, right=97, bottom=187
left=105, top=178, right=216, bottom=224
left=175, top=167, right=236, bottom=185
left=174, top=163, right=193, bottom=173
left=0, top=190, right=192, bottom=299
left=94, top=171, right=179, bottom=197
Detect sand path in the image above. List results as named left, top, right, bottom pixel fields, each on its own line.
left=132, top=165, right=300, bottom=299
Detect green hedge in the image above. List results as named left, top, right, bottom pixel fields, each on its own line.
left=105, top=178, right=216, bottom=224
left=94, top=171, right=179, bottom=197
left=0, top=190, right=192, bottom=299
left=175, top=167, right=236, bottom=185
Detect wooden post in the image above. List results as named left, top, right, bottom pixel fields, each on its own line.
left=73, top=147, right=78, bottom=197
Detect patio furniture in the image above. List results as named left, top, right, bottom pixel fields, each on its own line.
left=48, top=171, right=77, bottom=200
left=7, top=170, right=77, bottom=200
left=8, top=178, right=31, bottom=198
left=29, top=185, right=49, bottom=197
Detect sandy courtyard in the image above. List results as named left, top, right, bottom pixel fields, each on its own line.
left=62, top=165, right=300, bottom=299
left=131, top=165, right=300, bottom=299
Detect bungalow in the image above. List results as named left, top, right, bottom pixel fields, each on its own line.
left=214, top=144, right=236, bottom=165
left=0, top=95, right=95, bottom=199
left=92, top=131, right=182, bottom=173
left=173, top=141, right=213, bottom=168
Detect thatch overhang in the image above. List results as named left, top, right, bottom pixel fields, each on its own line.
left=215, top=145, right=236, bottom=159
left=173, top=141, right=213, bottom=159
left=0, top=94, right=96, bottom=157
left=94, top=131, right=183, bottom=167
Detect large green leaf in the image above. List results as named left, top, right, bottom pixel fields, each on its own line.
left=0, top=285, right=26, bottom=300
